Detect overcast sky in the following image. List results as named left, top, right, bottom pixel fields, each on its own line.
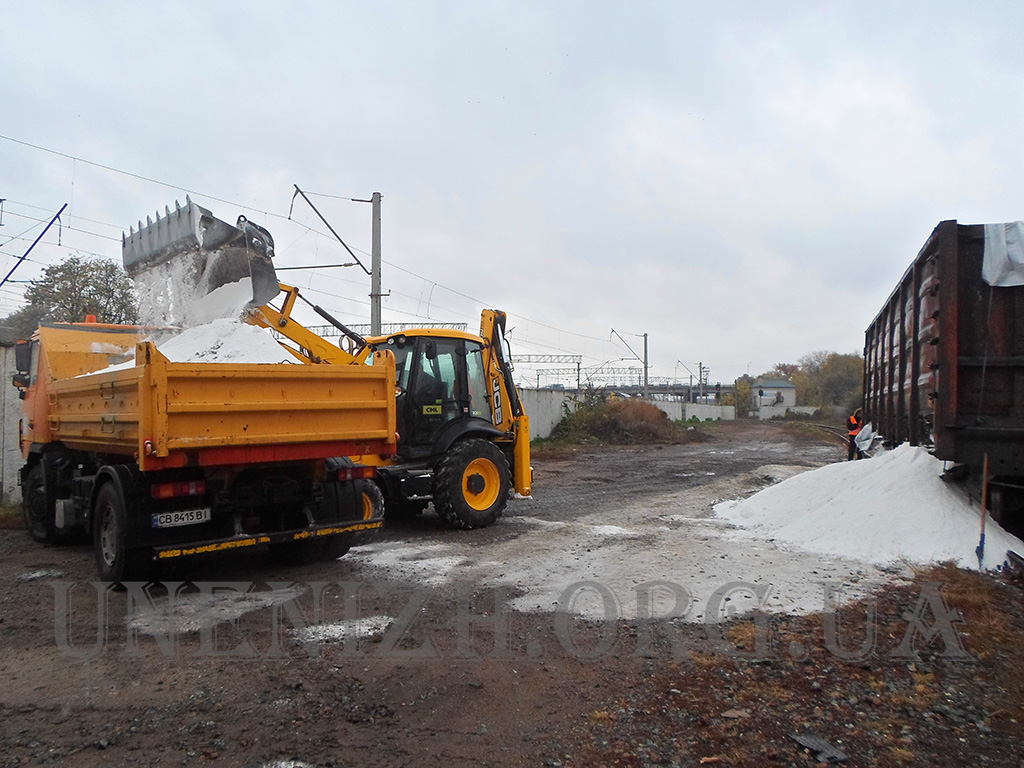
left=3, top=2, right=1024, bottom=388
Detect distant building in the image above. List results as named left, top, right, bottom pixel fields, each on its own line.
left=752, top=378, right=797, bottom=409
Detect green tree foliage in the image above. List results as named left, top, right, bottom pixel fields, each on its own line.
left=0, top=257, right=138, bottom=338
left=732, top=374, right=753, bottom=417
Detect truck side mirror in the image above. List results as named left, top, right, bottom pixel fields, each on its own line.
left=14, top=340, right=31, bottom=374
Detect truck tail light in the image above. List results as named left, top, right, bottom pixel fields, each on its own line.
left=329, top=465, right=377, bottom=482
left=151, top=480, right=207, bottom=500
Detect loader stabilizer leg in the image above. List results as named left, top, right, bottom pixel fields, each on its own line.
left=513, top=413, right=531, bottom=497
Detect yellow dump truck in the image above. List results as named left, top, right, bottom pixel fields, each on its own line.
left=13, top=320, right=396, bottom=582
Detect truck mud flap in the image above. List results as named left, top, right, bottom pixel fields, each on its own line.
left=152, top=518, right=383, bottom=561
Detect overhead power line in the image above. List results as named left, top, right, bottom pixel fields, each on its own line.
left=0, top=204, right=67, bottom=290
left=0, top=133, right=657, bottom=366
left=0, top=133, right=282, bottom=220
left=3, top=210, right=120, bottom=242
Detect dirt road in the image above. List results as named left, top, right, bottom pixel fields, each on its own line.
left=1, top=422, right=1020, bottom=767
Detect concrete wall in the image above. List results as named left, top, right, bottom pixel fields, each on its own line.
left=519, top=390, right=737, bottom=439
left=756, top=405, right=818, bottom=421
left=685, top=403, right=735, bottom=421
left=651, top=400, right=683, bottom=421
left=0, top=346, right=21, bottom=503
left=648, top=401, right=733, bottom=421
left=520, top=388, right=575, bottom=440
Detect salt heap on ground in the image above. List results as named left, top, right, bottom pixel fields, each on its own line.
left=715, top=444, right=1024, bottom=570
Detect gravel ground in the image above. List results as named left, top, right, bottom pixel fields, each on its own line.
left=1, top=421, right=1021, bottom=767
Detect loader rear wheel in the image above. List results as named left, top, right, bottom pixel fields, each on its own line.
left=433, top=439, right=510, bottom=529
left=23, top=464, right=57, bottom=544
left=94, top=482, right=152, bottom=584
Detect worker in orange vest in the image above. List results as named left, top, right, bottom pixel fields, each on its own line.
left=847, top=407, right=863, bottom=461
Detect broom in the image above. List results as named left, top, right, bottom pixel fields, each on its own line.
left=976, top=454, right=989, bottom=570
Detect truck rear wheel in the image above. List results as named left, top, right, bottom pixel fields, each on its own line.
left=269, top=538, right=324, bottom=565
left=386, top=498, right=429, bottom=521
left=319, top=482, right=384, bottom=560
left=94, top=482, right=152, bottom=584
left=23, top=464, right=57, bottom=544
left=362, top=480, right=385, bottom=521
left=433, top=439, right=510, bottom=529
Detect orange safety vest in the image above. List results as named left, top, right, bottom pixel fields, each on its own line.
left=848, top=415, right=861, bottom=436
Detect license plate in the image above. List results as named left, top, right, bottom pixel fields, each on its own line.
left=151, top=508, right=211, bottom=529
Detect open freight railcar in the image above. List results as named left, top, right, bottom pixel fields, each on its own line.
left=864, top=219, right=1024, bottom=523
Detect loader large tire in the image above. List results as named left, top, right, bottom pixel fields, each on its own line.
left=433, top=439, right=510, bottom=529
left=23, top=463, right=57, bottom=544
left=94, top=482, right=152, bottom=585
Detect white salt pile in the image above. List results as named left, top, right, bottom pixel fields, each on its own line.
left=715, top=444, right=1024, bottom=570
left=90, top=318, right=294, bottom=376
left=151, top=317, right=292, bottom=364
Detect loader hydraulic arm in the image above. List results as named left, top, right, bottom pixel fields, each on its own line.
left=252, top=284, right=374, bottom=366
left=479, top=309, right=531, bottom=497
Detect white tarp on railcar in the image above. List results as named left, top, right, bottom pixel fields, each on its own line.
left=982, top=221, right=1024, bottom=286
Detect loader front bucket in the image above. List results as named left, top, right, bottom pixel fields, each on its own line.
left=122, top=197, right=280, bottom=311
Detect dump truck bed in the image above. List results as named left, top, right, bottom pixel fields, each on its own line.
left=42, top=336, right=396, bottom=471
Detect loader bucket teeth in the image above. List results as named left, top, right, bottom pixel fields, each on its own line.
left=121, top=197, right=280, bottom=310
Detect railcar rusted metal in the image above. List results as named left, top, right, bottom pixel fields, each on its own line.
left=864, top=220, right=1024, bottom=478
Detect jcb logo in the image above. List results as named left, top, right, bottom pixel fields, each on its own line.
left=492, top=377, right=503, bottom=425
left=423, top=405, right=442, bottom=415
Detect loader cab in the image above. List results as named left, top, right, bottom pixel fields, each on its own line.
left=380, top=331, right=492, bottom=460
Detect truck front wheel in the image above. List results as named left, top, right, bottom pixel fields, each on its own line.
left=433, top=439, right=510, bottom=529
left=23, top=464, right=56, bottom=544
left=94, top=482, right=151, bottom=584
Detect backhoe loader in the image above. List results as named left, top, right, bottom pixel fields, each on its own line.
left=122, top=199, right=530, bottom=529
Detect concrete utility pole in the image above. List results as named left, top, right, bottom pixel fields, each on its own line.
left=642, top=333, right=649, bottom=399
left=370, top=192, right=382, bottom=336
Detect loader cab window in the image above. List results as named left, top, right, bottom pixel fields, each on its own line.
left=413, top=339, right=456, bottom=406
left=405, top=336, right=489, bottom=451
left=465, top=342, right=488, bottom=419
left=386, top=337, right=413, bottom=392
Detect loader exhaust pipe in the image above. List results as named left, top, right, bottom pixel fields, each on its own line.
left=122, top=197, right=281, bottom=312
